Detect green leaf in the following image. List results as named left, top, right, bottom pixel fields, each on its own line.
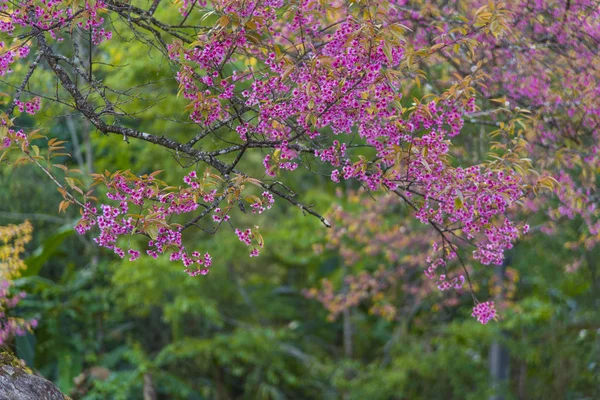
left=23, top=226, right=75, bottom=277
left=146, top=224, right=159, bottom=240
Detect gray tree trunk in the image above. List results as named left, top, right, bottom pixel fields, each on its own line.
left=489, top=255, right=511, bottom=400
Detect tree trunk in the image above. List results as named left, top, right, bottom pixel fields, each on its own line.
left=489, top=255, right=511, bottom=400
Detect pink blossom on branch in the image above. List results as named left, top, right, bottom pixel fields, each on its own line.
left=0, top=0, right=569, bottom=325
left=472, top=301, right=497, bottom=325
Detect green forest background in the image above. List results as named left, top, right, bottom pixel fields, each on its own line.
left=1, top=8, right=599, bottom=400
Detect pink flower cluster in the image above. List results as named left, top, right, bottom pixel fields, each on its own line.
left=235, top=228, right=262, bottom=257
left=424, top=245, right=465, bottom=292
left=0, top=43, right=28, bottom=76
left=0, top=123, right=28, bottom=149
left=235, top=228, right=253, bottom=245
left=212, top=207, right=230, bottom=223
left=436, top=274, right=465, bottom=291
left=4, top=0, right=111, bottom=43
left=75, top=172, right=213, bottom=276
left=471, top=301, right=496, bottom=324
left=250, top=191, right=275, bottom=215
left=15, top=97, right=41, bottom=115
left=315, top=141, right=347, bottom=167
left=0, top=281, right=38, bottom=346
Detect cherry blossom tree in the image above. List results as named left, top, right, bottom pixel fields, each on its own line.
left=3, top=0, right=592, bottom=324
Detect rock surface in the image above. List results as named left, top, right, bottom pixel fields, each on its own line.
left=0, top=352, right=69, bottom=400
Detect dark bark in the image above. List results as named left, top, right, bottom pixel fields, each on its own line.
left=0, top=352, right=69, bottom=400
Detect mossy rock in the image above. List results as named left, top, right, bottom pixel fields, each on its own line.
left=0, top=351, right=70, bottom=400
